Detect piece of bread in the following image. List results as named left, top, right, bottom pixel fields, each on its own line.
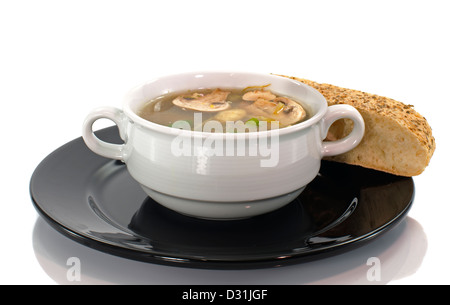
left=281, top=75, right=436, bottom=177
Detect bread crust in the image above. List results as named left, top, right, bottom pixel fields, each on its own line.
left=281, top=75, right=436, bottom=176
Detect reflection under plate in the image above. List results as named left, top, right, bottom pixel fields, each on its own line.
left=32, top=216, right=427, bottom=285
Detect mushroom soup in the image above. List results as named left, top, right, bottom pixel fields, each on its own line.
left=137, top=86, right=309, bottom=132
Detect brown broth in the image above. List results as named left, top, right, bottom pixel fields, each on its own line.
left=137, top=88, right=309, bottom=132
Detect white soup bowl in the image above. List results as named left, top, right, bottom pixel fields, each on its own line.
left=82, top=72, right=364, bottom=220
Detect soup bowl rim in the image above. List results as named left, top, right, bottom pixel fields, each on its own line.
left=121, top=71, right=329, bottom=139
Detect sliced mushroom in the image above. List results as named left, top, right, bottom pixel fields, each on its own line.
left=245, top=96, right=306, bottom=126
left=242, top=90, right=276, bottom=101
left=172, top=89, right=231, bottom=112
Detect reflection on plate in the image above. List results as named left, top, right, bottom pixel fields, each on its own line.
left=30, top=127, right=415, bottom=269
left=33, top=216, right=427, bottom=284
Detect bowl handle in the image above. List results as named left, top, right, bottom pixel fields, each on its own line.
left=82, top=106, right=128, bottom=160
left=321, top=105, right=365, bottom=157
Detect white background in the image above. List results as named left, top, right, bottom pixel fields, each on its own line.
left=1, top=0, right=448, bottom=285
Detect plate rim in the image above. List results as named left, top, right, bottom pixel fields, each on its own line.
left=29, top=127, right=414, bottom=269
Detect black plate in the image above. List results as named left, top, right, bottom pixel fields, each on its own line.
left=30, top=127, right=414, bottom=269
